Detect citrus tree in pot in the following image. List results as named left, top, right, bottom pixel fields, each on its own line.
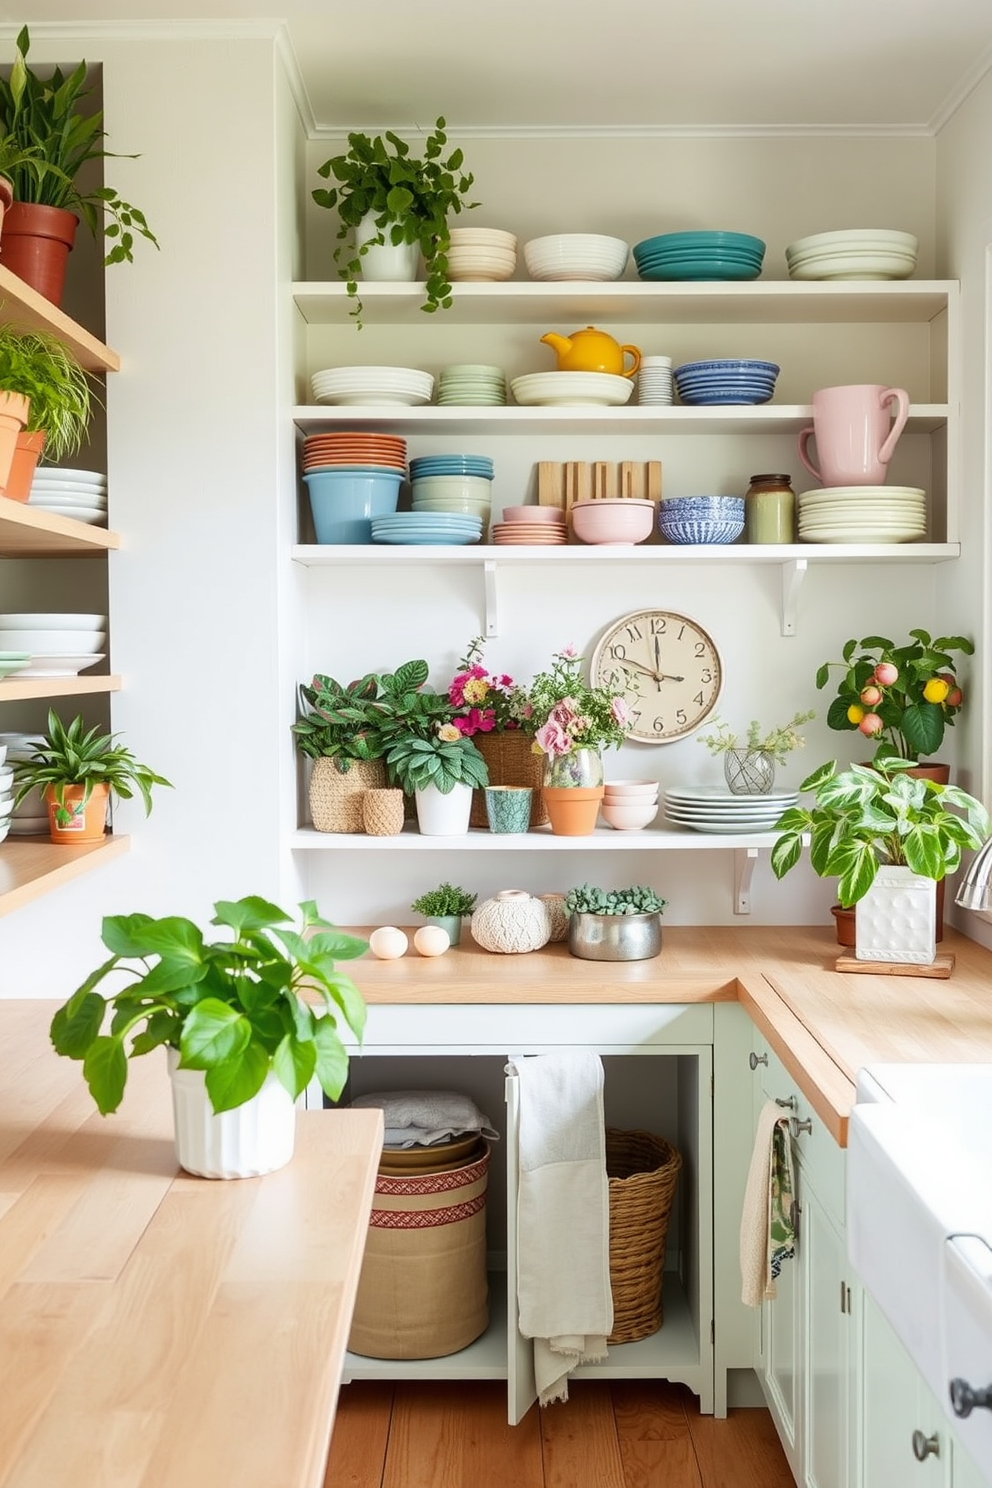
left=770, top=757, right=990, bottom=965
left=48, top=896, right=368, bottom=1178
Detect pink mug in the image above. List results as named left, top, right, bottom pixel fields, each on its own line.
left=797, top=384, right=910, bottom=487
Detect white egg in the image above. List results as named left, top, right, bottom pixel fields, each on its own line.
left=414, top=924, right=450, bottom=957
left=368, top=926, right=408, bottom=960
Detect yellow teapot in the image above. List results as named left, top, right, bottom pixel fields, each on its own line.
left=540, top=325, right=641, bottom=378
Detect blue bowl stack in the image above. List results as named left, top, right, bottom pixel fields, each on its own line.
left=658, top=495, right=746, bottom=545
left=672, top=358, right=779, bottom=406
left=632, top=231, right=765, bottom=282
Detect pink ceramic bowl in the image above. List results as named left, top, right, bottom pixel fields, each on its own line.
left=600, top=800, right=659, bottom=831
left=571, top=499, right=655, bottom=545
left=502, top=505, right=566, bottom=524
left=604, top=780, right=659, bottom=800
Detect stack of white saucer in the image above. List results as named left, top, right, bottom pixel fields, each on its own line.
left=0, top=733, right=47, bottom=837
left=637, top=356, right=674, bottom=405
left=29, top=468, right=108, bottom=525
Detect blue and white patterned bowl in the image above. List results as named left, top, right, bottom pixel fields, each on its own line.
left=659, top=516, right=745, bottom=545
left=660, top=495, right=745, bottom=519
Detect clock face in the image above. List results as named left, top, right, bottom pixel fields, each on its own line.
left=591, top=610, right=722, bottom=743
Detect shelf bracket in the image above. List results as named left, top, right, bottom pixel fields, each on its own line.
left=734, top=847, right=760, bottom=915
left=780, top=558, right=807, bottom=637
left=483, top=559, right=499, bottom=638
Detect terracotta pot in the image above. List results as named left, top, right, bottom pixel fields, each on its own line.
left=3, top=431, right=45, bottom=502
left=0, top=391, right=30, bottom=495
left=542, top=785, right=604, bottom=836
left=45, top=782, right=110, bottom=843
left=0, top=176, right=12, bottom=238
left=0, top=203, right=79, bottom=306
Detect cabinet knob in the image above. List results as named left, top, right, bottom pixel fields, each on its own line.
left=950, top=1377, right=992, bottom=1418
left=911, top=1429, right=940, bottom=1462
left=748, top=1051, right=768, bottom=1070
left=775, top=1095, right=797, bottom=1112
left=789, top=1115, right=812, bottom=1139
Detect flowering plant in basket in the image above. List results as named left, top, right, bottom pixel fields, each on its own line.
left=528, top=645, right=632, bottom=759
left=447, top=637, right=534, bottom=737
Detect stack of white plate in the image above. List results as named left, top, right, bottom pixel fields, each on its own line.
left=0, top=750, right=12, bottom=845
left=785, top=229, right=918, bottom=281
left=663, top=786, right=799, bottom=834
left=510, top=371, right=634, bottom=407
left=0, top=649, right=30, bottom=680
left=0, top=733, right=47, bottom=837
left=438, top=364, right=507, bottom=406
left=445, top=227, right=517, bottom=281
left=0, top=612, right=107, bottom=677
left=797, top=485, right=927, bottom=544
left=310, top=366, right=434, bottom=406
left=28, top=467, right=108, bottom=525
left=637, top=356, right=674, bottom=405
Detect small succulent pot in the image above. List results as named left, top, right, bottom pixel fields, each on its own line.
left=425, top=912, right=463, bottom=947
left=723, top=748, right=776, bottom=795
left=568, top=911, right=663, bottom=962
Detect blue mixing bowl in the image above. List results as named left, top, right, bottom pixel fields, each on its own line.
left=303, top=468, right=403, bottom=544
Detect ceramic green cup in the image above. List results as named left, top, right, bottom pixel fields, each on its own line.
left=485, top=785, right=533, bottom=834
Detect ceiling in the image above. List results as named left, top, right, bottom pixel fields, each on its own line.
left=11, top=0, right=992, bottom=134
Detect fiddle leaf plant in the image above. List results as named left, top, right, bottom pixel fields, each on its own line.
left=49, top=896, right=369, bottom=1116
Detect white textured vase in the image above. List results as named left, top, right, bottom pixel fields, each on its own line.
left=356, top=212, right=420, bottom=281
left=168, top=1048, right=296, bottom=1179
left=414, top=781, right=473, bottom=836
left=855, top=866, right=936, bottom=965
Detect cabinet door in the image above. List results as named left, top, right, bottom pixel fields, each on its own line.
left=761, top=1208, right=803, bottom=1479
left=803, top=1183, right=857, bottom=1488
left=861, top=1292, right=949, bottom=1488
left=504, top=1067, right=538, bottom=1425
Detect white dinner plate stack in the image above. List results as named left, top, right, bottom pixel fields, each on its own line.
left=0, top=612, right=107, bottom=677
left=310, top=365, right=434, bottom=406
left=28, top=467, right=108, bottom=525
left=663, top=786, right=799, bottom=834
left=785, top=229, right=918, bottom=281
left=0, top=733, right=46, bottom=837
left=797, top=485, right=927, bottom=544
left=509, top=371, right=635, bottom=407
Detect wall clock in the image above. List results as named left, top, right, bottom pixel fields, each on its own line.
left=590, top=609, right=723, bottom=743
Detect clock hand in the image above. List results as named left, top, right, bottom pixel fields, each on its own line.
left=653, top=637, right=663, bottom=691
left=615, top=658, right=663, bottom=683
left=657, top=672, right=685, bottom=683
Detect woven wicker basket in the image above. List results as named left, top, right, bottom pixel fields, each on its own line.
left=309, top=756, right=387, bottom=834
left=606, top=1127, right=682, bottom=1345
left=362, top=788, right=405, bottom=836
left=470, top=731, right=547, bottom=828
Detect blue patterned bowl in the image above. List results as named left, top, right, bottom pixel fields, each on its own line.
left=660, top=495, right=745, bottom=519
left=658, top=515, right=745, bottom=545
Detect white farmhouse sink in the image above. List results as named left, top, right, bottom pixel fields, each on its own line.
left=848, top=1064, right=992, bottom=1482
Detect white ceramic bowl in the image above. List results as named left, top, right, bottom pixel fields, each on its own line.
left=448, top=227, right=518, bottom=249
left=600, top=800, right=659, bottom=831
left=510, top=372, right=634, bottom=407
left=0, top=766, right=13, bottom=792
left=0, top=796, right=13, bottom=819
left=0, top=612, right=106, bottom=630
left=523, top=234, right=629, bottom=281
left=604, top=779, right=660, bottom=799
left=0, top=629, right=106, bottom=653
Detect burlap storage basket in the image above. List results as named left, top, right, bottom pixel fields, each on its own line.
left=606, top=1127, right=682, bottom=1345
left=349, top=1146, right=491, bottom=1359
left=469, top=731, right=547, bottom=828
left=361, top=787, right=405, bottom=836
left=309, top=756, right=387, bottom=833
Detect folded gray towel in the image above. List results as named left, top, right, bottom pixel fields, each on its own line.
left=350, top=1089, right=500, bottom=1148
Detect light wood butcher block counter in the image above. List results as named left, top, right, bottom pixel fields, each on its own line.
left=349, top=923, right=992, bottom=1147
left=0, top=1000, right=383, bottom=1488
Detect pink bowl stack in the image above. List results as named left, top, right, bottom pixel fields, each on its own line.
left=491, top=505, right=568, bottom=545
left=601, top=779, right=659, bottom=831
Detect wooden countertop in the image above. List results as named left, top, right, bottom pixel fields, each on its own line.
left=350, top=923, right=992, bottom=1146
left=0, top=1000, right=383, bottom=1488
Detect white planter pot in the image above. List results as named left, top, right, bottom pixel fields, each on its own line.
left=414, top=781, right=472, bottom=836
left=855, top=866, right=936, bottom=965
left=356, top=212, right=420, bottom=282
left=168, top=1048, right=296, bottom=1179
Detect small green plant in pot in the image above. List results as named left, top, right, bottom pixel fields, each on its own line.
left=12, top=708, right=171, bottom=843
left=312, top=115, right=478, bottom=326
left=564, top=883, right=668, bottom=962
left=0, top=325, right=98, bottom=465
left=386, top=722, right=489, bottom=837
left=48, top=896, right=368, bottom=1178
left=410, top=881, right=477, bottom=946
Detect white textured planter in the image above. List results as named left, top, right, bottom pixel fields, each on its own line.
left=855, top=866, right=936, bottom=965
left=356, top=212, right=420, bottom=281
left=414, top=781, right=472, bottom=836
left=168, top=1048, right=296, bottom=1179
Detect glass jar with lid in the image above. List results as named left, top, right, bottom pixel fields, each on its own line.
left=745, top=473, right=795, bottom=544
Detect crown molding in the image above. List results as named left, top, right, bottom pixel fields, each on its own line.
left=0, top=19, right=284, bottom=43
left=308, top=120, right=936, bottom=142
left=929, top=41, right=992, bottom=135
left=273, top=24, right=316, bottom=136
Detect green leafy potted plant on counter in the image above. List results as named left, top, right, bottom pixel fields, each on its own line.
left=48, top=896, right=368, bottom=1178
left=410, top=881, right=477, bottom=947
left=564, top=883, right=667, bottom=962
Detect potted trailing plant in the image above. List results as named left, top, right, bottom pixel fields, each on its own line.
left=563, top=883, right=668, bottom=962
left=11, top=708, right=171, bottom=842
left=770, top=757, right=990, bottom=964
left=697, top=709, right=815, bottom=795
left=816, top=629, right=971, bottom=766
left=386, top=722, right=489, bottom=836
left=529, top=644, right=632, bottom=835
left=0, top=26, right=159, bottom=305
left=47, top=895, right=368, bottom=1178
left=312, top=114, right=478, bottom=326
left=410, top=881, right=477, bottom=947
left=0, top=325, right=97, bottom=498
left=446, top=636, right=543, bottom=827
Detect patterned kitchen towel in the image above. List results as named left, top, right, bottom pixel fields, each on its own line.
left=349, top=1089, right=500, bottom=1148
left=739, top=1099, right=797, bottom=1307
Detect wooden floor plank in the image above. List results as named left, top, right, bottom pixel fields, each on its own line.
left=612, top=1381, right=703, bottom=1488
left=539, top=1381, right=625, bottom=1488
left=683, top=1387, right=794, bottom=1488
left=325, top=1382, right=394, bottom=1488
left=383, top=1382, right=544, bottom=1488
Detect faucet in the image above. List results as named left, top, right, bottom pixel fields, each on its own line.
left=955, top=837, right=992, bottom=912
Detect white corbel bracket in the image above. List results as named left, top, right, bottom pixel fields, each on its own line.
left=780, top=558, right=807, bottom=637
left=484, top=559, right=499, bottom=637
left=734, top=847, right=759, bottom=915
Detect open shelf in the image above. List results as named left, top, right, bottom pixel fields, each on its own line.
left=0, top=674, right=121, bottom=702
left=0, top=265, right=119, bottom=372
left=0, top=834, right=130, bottom=918
left=0, top=497, right=119, bottom=556
left=290, top=823, right=782, bottom=851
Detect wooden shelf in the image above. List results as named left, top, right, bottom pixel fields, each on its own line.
left=290, top=823, right=783, bottom=851
left=0, top=674, right=121, bottom=702
left=0, top=497, right=119, bottom=556
left=0, top=265, right=119, bottom=372
left=0, top=833, right=130, bottom=918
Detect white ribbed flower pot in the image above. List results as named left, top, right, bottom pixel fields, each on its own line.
left=356, top=212, right=420, bottom=281
left=167, top=1048, right=296, bottom=1179
left=414, top=782, right=473, bottom=836
left=855, top=866, right=936, bottom=965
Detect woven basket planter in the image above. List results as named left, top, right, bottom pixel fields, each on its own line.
left=309, top=756, right=387, bottom=834
left=470, top=731, right=547, bottom=828
left=605, top=1127, right=682, bottom=1345
left=361, top=788, right=405, bottom=836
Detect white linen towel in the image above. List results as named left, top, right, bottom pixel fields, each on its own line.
left=349, top=1089, right=500, bottom=1148
left=739, top=1099, right=798, bottom=1308
left=509, top=1051, right=613, bottom=1405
